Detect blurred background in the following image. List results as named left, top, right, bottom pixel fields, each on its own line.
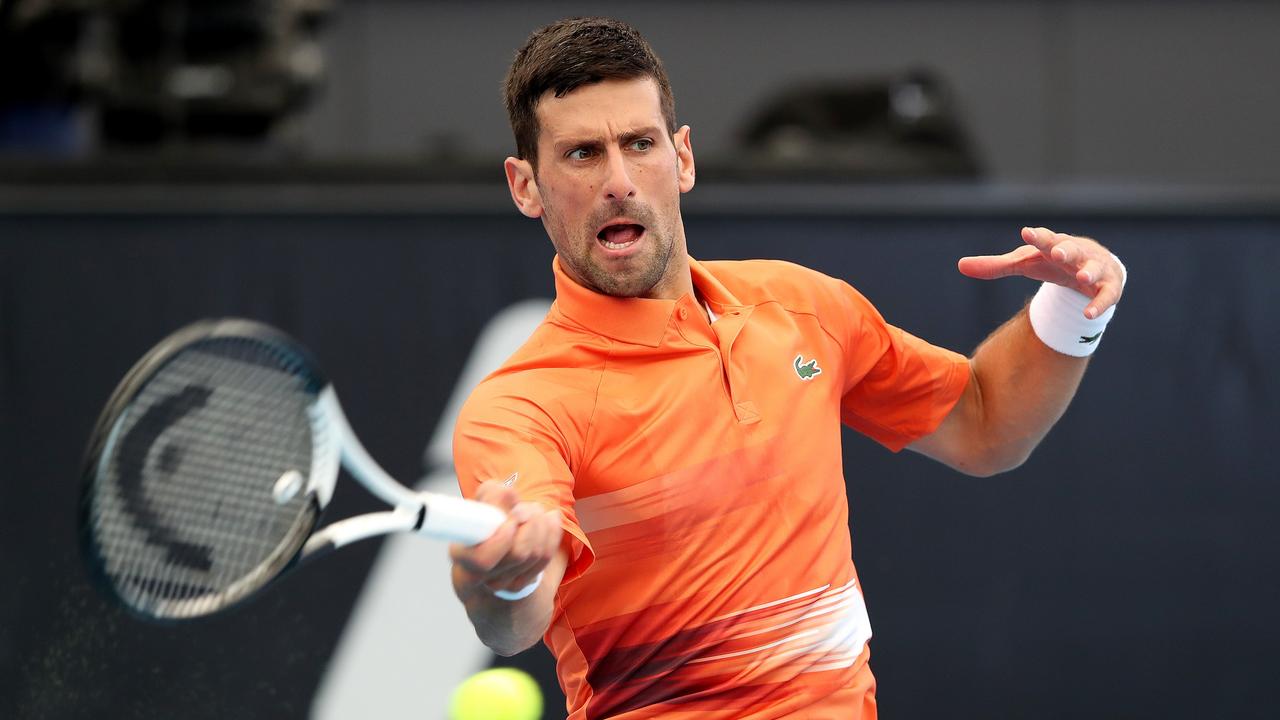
left=2, top=1, right=1278, bottom=718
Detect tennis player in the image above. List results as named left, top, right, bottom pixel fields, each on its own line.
left=449, top=17, right=1125, bottom=719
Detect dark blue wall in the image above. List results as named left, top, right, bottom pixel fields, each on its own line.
left=2, top=210, right=1277, bottom=719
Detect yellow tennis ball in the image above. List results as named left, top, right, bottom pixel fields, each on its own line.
left=448, top=667, right=543, bottom=720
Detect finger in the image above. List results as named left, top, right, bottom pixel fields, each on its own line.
left=521, top=510, right=561, bottom=563
left=508, top=502, right=536, bottom=525
left=506, top=509, right=559, bottom=562
left=484, top=560, right=541, bottom=592
left=474, top=480, right=519, bottom=512
left=1051, top=238, right=1082, bottom=266
left=534, top=511, right=562, bottom=570
left=1084, top=280, right=1122, bottom=319
left=495, top=515, right=561, bottom=590
left=483, top=554, right=544, bottom=593
left=957, top=254, right=1015, bottom=280
left=957, top=245, right=1042, bottom=280
left=1021, top=226, right=1055, bottom=252
left=1075, top=257, right=1104, bottom=287
left=485, top=513, right=546, bottom=575
left=506, top=519, right=541, bottom=566
left=449, top=519, right=516, bottom=573
left=481, top=558, right=540, bottom=591
left=476, top=552, right=537, bottom=593
left=544, top=509, right=564, bottom=550
left=505, top=567, right=547, bottom=592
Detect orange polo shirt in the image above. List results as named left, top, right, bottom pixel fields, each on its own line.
left=454, top=256, right=969, bottom=719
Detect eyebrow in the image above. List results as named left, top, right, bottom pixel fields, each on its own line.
left=553, top=126, right=663, bottom=152
left=618, top=126, right=661, bottom=144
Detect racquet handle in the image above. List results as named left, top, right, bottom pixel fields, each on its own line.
left=418, top=494, right=507, bottom=546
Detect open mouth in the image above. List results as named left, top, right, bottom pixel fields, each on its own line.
left=597, top=223, right=645, bottom=250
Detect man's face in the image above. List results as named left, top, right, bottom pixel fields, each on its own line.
left=505, top=78, right=696, bottom=300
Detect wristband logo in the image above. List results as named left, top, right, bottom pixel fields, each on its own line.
left=1079, top=331, right=1103, bottom=345
left=793, top=354, right=823, bottom=380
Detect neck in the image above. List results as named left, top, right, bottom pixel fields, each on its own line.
left=645, top=227, right=694, bottom=300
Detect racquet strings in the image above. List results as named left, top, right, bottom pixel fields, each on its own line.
left=87, top=336, right=325, bottom=618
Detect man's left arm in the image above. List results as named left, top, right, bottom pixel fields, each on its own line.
left=908, top=226, right=1126, bottom=477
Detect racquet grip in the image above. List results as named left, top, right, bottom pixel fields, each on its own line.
left=418, top=494, right=506, bottom=545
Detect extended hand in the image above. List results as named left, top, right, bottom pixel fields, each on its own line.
left=958, top=227, right=1125, bottom=320
left=449, top=480, right=562, bottom=598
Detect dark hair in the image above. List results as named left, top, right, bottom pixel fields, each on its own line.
left=504, top=17, right=677, bottom=165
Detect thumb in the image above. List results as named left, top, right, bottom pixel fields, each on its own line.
left=473, top=479, right=520, bottom=512
left=957, top=245, right=1042, bottom=280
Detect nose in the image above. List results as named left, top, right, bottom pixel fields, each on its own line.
left=601, top=148, right=637, bottom=201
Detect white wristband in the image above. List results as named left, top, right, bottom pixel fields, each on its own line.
left=1028, top=253, right=1126, bottom=357
left=493, top=572, right=544, bottom=601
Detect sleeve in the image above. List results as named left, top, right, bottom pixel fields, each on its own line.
left=452, top=380, right=596, bottom=584
left=832, top=280, right=971, bottom=452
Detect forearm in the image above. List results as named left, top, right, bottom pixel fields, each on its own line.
left=447, top=483, right=568, bottom=656
left=454, top=568, right=556, bottom=656
left=964, top=306, right=1088, bottom=473
left=919, top=226, right=1124, bottom=475
left=453, top=545, right=567, bottom=656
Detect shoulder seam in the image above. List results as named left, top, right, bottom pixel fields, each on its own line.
left=577, top=339, right=612, bottom=472
left=758, top=297, right=853, bottom=367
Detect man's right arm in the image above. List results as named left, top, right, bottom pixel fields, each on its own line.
left=449, top=480, right=568, bottom=656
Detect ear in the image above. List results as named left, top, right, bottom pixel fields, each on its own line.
left=505, top=156, right=544, bottom=218
left=673, top=125, right=696, bottom=193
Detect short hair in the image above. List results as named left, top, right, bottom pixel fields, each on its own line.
left=503, top=17, right=677, bottom=165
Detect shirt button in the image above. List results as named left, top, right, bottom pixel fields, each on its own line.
left=678, top=307, right=689, bottom=320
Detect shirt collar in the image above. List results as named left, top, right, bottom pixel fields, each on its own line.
left=550, top=255, right=744, bottom=347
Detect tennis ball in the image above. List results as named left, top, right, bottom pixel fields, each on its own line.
left=448, top=667, right=543, bottom=720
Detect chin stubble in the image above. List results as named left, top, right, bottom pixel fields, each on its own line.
left=579, top=201, right=675, bottom=298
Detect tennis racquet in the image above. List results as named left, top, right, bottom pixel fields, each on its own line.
left=79, top=318, right=507, bottom=621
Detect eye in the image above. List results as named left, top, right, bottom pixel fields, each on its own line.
left=630, top=138, right=654, bottom=151
left=566, top=147, right=593, bottom=161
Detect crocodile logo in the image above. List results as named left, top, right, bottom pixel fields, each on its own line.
left=1079, top=331, right=1103, bottom=345
left=793, top=354, right=822, bottom=380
